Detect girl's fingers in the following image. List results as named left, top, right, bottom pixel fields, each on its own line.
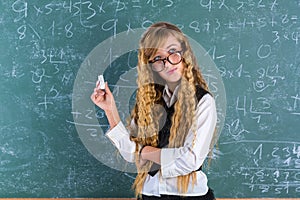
left=104, top=82, right=113, bottom=95
left=91, top=91, right=103, bottom=102
left=93, top=87, right=105, bottom=96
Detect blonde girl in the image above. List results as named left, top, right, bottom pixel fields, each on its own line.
left=91, top=22, right=217, bottom=200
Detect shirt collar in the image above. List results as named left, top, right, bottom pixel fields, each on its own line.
left=162, top=84, right=180, bottom=107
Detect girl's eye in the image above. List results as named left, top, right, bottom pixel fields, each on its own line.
left=168, top=48, right=176, bottom=54
left=153, top=56, right=162, bottom=62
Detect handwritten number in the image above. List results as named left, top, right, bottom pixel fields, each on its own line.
left=65, top=22, right=73, bottom=38
left=17, top=24, right=26, bottom=40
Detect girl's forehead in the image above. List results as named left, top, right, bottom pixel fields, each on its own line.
left=155, top=35, right=181, bottom=52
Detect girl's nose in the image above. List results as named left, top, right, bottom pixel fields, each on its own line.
left=164, top=59, right=173, bottom=70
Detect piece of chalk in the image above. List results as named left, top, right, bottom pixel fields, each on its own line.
left=98, top=75, right=105, bottom=90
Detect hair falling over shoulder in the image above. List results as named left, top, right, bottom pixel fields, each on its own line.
left=127, top=22, right=212, bottom=197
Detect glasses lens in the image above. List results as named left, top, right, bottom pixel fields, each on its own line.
left=151, top=61, right=164, bottom=72
left=149, top=51, right=182, bottom=72
left=168, top=52, right=182, bottom=65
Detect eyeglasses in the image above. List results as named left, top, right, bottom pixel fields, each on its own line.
left=149, top=51, right=183, bottom=72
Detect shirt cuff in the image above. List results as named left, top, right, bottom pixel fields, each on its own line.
left=105, top=121, right=129, bottom=149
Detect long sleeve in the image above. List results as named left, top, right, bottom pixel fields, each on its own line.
left=160, top=94, right=217, bottom=178
left=105, top=121, right=136, bottom=163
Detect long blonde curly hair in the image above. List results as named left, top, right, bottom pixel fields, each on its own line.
left=128, top=22, right=212, bottom=197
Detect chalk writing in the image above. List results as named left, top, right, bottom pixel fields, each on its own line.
left=1, top=0, right=299, bottom=197
left=240, top=142, right=300, bottom=195
left=291, top=94, right=300, bottom=115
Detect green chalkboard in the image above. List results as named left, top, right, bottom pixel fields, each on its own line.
left=1, top=0, right=299, bottom=198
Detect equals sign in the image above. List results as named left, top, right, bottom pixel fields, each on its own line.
left=291, top=15, right=298, bottom=23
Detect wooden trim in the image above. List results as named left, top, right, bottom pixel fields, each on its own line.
left=0, top=198, right=300, bottom=200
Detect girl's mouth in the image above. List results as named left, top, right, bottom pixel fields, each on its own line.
left=167, top=67, right=177, bottom=74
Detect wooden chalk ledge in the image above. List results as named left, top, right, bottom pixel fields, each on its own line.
left=0, top=198, right=298, bottom=200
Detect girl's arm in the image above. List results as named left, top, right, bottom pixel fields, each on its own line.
left=162, top=94, right=217, bottom=178
left=141, top=94, right=217, bottom=177
left=139, top=94, right=217, bottom=174
left=91, top=82, right=136, bottom=163
left=140, top=146, right=161, bottom=165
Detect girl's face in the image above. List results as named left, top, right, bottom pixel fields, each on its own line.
left=149, top=34, right=184, bottom=88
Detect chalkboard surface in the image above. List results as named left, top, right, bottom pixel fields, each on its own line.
left=0, top=0, right=299, bottom=198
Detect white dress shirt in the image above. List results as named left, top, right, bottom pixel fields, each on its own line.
left=106, top=85, right=217, bottom=197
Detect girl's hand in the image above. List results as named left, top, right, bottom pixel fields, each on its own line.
left=139, top=157, right=148, bottom=168
left=138, top=147, right=148, bottom=168
left=90, top=82, right=115, bottom=112
left=90, top=81, right=120, bottom=129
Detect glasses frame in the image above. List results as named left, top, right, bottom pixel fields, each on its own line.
left=149, top=50, right=183, bottom=72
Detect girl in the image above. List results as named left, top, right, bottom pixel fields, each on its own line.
left=91, top=22, right=217, bottom=200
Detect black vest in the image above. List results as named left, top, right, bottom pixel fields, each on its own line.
left=148, top=85, right=209, bottom=176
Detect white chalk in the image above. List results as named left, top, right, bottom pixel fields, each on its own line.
left=98, top=75, right=105, bottom=90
